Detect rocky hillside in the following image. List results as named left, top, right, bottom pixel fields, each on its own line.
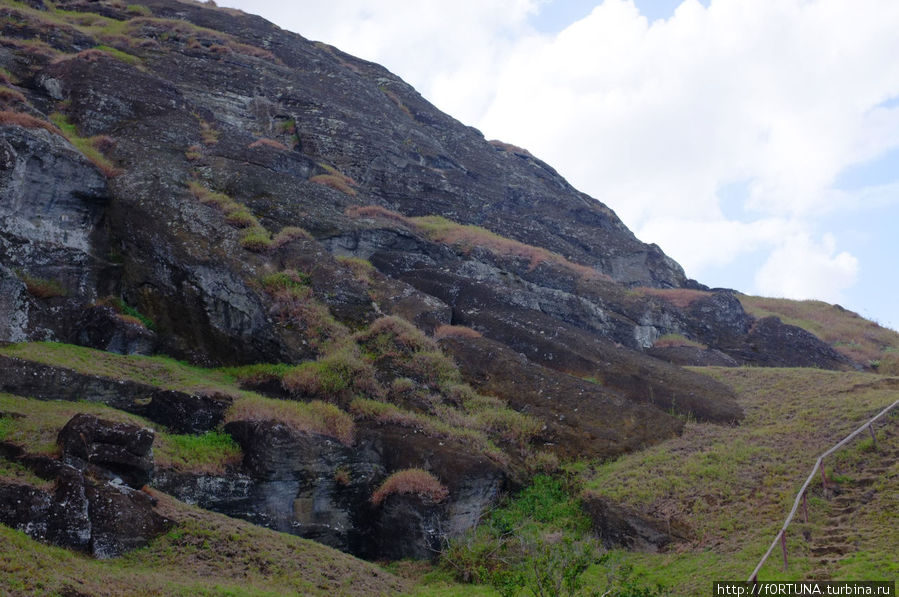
left=0, top=0, right=876, bottom=581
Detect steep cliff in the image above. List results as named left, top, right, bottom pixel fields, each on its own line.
left=0, top=0, right=855, bottom=565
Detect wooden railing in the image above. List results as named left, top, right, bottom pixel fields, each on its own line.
left=748, top=398, right=899, bottom=582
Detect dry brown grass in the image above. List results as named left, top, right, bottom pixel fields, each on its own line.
left=271, top=226, right=312, bottom=248
left=248, top=137, right=289, bottom=151
left=0, top=86, right=27, bottom=106
left=652, top=333, right=708, bottom=349
left=434, top=325, right=482, bottom=340
left=738, top=295, right=899, bottom=365
left=488, top=139, right=534, bottom=157
left=637, top=287, right=711, bottom=308
left=226, top=396, right=355, bottom=446
left=370, top=468, right=449, bottom=506
left=310, top=174, right=357, bottom=196
left=0, top=110, right=61, bottom=135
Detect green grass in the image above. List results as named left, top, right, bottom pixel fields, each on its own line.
left=581, top=366, right=899, bottom=591
left=0, top=394, right=241, bottom=473
left=0, top=490, right=407, bottom=596
left=157, top=431, right=242, bottom=474
left=48, top=112, right=118, bottom=177
left=738, top=295, right=899, bottom=365
left=0, top=342, right=355, bottom=444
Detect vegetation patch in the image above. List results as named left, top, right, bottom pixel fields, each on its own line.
left=488, top=139, right=533, bottom=157
left=48, top=112, right=119, bottom=177
left=248, top=137, right=289, bottom=151
left=370, top=468, right=448, bottom=506
left=0, top=109, right=61, bottom=135
left=15, top=270, right=66, bottom=299
left=345, top=206, right=612, bottom=283
left=652, top=333, right=707, bottom=350
left=434, top=325, right=482, bottom=340
left=738, top=295, right=899, bottom=365
left=580, top=366, right=899, bottom=592
left=0, top=85, right=27, bottom=106
left=335, top=255, right=376, bottom=284
left=260, top=269, right=348, bottom=351
left=95, top=296, right=156, bottom=330
left=441, top=474, right=662, bottom=597
left=226, top=396, right=355, bottom=446
left=271, top=226, right=311, bottom=248
left=282, top=342, right=381, bottom=401
left=636, top=287, right=710, bottom=309
left=155, top=431, right=242, bottom=474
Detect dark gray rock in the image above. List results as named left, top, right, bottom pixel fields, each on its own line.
left=583, top=494, right=689, bottom=552
left=58, top=413, right=155, bottom=488
left=0, top=355, right=231, bottom=433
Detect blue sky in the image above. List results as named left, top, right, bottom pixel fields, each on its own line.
left=221, top=0, right=899, bottom=330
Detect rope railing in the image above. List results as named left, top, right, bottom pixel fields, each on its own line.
left=748, top=398, right=899, bottom=583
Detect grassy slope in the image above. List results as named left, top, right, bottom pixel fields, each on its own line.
left=581, top=367, right=899, bottom=593
left=0, top=489, right=406, bottom=596
left=738, top=295, right=899, bottom=368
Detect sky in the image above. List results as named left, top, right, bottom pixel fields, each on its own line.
left=220, top=0, right=899, bottom=330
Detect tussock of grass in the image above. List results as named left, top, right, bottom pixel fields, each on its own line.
left=335, top=255, right=375, bottom=284
left=310, top=174, right=357, bottom=196
left=271, top=226, right=311, bottom=248
left=738, top=295, right=899, bottom=365
left=240, top=226, right=273, bottom=251
left=155, top=431, right=242, bottom=474
left=370, top=468, right=448, bottom=506
left=0, top=85, right=27, bottom=106
left=652, top=333, right=707, bottom=349
left=282, top=343, right=381, bottom=401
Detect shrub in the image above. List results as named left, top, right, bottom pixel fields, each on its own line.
left=248, top=138, right=288, bottom=151
left=434, top=325, right=482, bottom=340
left=196, top=115, right=219, bottom=145
left=282, top=343, right=381, bottom=400
left=370, top=468, right=448, bottom=506
left=356, top=316, right=438, bottom=356
left=240, top=226, right=272, bottom=251
left=225, top=208, right=259, bottom=228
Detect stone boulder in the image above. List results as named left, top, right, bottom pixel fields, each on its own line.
left=582, top=494, right=690, bottom=552
left=57, top=413, right=155, bottom=488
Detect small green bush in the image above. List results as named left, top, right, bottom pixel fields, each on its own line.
left=17, top=271, right=66, bottom=299
left=240, top=226, right=272, bottom=251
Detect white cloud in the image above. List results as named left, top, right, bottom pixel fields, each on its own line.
left=755, top=234, right=858, bottom=303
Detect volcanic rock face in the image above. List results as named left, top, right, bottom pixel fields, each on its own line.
left=0, top=0, right=853, bottom=562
